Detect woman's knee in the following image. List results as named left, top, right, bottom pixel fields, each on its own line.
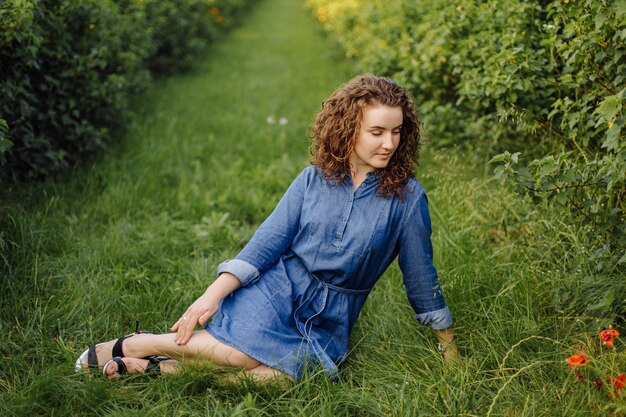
left=248, top=364, right=295, bottom=384
left=222, top=348, right=261, bottom=369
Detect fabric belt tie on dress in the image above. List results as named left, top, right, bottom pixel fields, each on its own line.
left=295, top=272, right=372, bottom=336
left=310, top=273, right=372, bottom=295
left=290, top=268, right=373, bottom=378
left=287, top=252, right=372, bottom=295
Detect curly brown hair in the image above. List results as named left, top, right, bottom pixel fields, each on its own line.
left=310, top=74, right=421, bottom=198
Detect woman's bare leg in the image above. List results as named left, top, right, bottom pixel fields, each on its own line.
left=233, top=364, right=295, bottom=385
left=91, top=330, right=261, bottom=369
left=105, top=358, right=294, bottom=386
left=90, top=330, right=294, bottom=384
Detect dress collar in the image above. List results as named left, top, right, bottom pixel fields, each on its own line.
left=342, top=171, right=379, bottom=197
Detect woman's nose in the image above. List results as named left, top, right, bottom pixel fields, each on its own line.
left=381, top=133, right=394, bottom=150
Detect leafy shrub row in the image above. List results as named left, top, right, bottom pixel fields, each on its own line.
left=306, top=0, right=625, bottom=318
left=0, top=0, right=251, bottom=180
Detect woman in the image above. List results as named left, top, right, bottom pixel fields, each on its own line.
left=76, top=74, right=458, bottom=383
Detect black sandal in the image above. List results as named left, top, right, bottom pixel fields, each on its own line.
left=102, top=357, right=127, bottom=377
left=102, top=355, right=169, bottom=378
left=75, top=321, right=152, bottom=373
left=145, top=356, right=170, bottom=375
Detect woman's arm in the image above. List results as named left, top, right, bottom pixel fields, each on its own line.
left=172, top=169, right=312, bottom=345
left=398, top=188, right=457, bottom=357
left=171, top=272, right=241, bottom=345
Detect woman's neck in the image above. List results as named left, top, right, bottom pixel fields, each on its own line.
left=350, top=168, right=373, bottom=190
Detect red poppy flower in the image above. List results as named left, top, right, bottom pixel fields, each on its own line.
left=599, top=328, right=620, bottom=349
left=611, top=374, right=626, bottom=391
left=599, top=329, right=619, bottom=341
left=606, top=374, right=626, bottom=398
left=567, top=354, right=591, bottom=367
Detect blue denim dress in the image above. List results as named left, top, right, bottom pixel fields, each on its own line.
left=206, top=166, right=452, bottom=380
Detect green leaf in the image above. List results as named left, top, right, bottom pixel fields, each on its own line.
left=0, top=138, right=12, bottom=153
left=595, top=95, right=622, bottom=122
left=594, top=7, right=608, bottom=29
left=554, top=191, right=567, bottom=206
left=517, top=167, right=532, bottom=181
left=616, top=0, right=626, bottom=19
left=601, top=124, right=621, bottom=151
left=489, top=153, right=507, bottom=164
left=535, top=155, right=557, bottom=177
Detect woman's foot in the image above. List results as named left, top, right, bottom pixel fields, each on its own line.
left=75, top=332, right=153, bottom=372
left=103, top=357, right=147, bottom=380
left=103, top=356, right=177, bottom=379
left=75, top=337, right=122, bottom=372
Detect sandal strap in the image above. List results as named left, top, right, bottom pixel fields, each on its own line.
left=146, top=356, right=169, bottom=375
left=113, top=357, right=127, bottom=374
left=103, top=357, right=127, bottom=378
left=112, top=328, right=152, bottom=358
left=87, top=345, right=98, bottom=369
left=112, top=335, right=132, bottom=358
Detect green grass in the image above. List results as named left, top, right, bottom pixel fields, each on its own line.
left=1, top=0, right=625, bottom=415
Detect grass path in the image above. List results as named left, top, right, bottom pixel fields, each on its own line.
left=0, top=0, right=610, bottom=416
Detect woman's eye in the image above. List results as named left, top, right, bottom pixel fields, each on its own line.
left=371, top=131, right=382, bottom=136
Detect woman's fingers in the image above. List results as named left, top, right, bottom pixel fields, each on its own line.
left=174, top=312, right=195, bottom=345
left=176, top=308, right=212, bottom=345
left=171, top=295, right=218, bottom=344
left=170, top=320, right=180, bottom=332
left=198, top=310, right=214, bottom=326
left=170, top=314, right=187, bottom=332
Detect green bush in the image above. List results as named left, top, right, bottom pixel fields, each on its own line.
left=0, top=0, right=147, bottom=179
left=0, top=0, right=252, bottom=181
left=142, top=0, right=248, bottom=75
left=307, top=0, right=625, bottom=319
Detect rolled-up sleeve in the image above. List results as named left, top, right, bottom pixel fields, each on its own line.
left=216, top=168, right=308, bottom=286
left=398, top=189, right=453, bottom=330
left=414, top=306, right=453, bottom=330
left=216, top=259, right=259, bottom=287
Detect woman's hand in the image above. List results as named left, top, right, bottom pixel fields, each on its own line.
left=432, top=327, right=461, bottom=363
left=170, top=292, right=220, bottom=345
left=170, top=272, right=242, bottom=345
left=442, top=341, right=461, bottom=363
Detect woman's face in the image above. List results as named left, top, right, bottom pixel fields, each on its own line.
left=349, top=103, right=403, bottom=175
